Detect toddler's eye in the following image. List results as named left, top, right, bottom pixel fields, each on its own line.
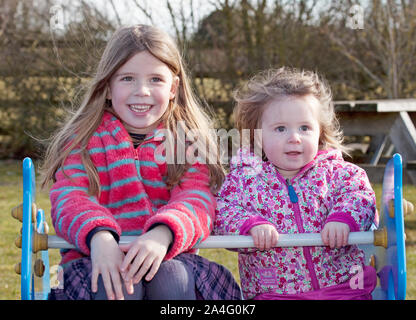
left=300, top=125, right=310, bottom=132
left=150, top=77, right=162, bottom=83
left=275, top=126, right=286, bottom=132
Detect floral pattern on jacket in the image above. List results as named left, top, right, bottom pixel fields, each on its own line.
left=214, top=148, right=377, bottom=299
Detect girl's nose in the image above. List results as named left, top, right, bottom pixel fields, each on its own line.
left=134, top=82, right=150, bottom=96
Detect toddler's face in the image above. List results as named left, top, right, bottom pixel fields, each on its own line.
left=260, top=95, right=321, bottom=179
left=108, top=50, right=179, bottom=134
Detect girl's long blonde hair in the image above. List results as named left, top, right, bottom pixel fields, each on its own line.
left=41, top=25, right=224, bottom=195
left=233, top=67, right=348, bottom=155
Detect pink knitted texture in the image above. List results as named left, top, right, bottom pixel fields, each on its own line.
left=50, top=112, right=215, bottom=265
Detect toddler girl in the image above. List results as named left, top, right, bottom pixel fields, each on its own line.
left=215, top=67, right=377, bottom=300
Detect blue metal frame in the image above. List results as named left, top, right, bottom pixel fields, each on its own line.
left=21, top=157, right=52, bottom=300
left=21, top=157, right=35, bottom=300
left=35, top=209, right=50, bottom=300
left=393, top=154, right=406, bottom=299
left=375, top=153, right=407, bottom=300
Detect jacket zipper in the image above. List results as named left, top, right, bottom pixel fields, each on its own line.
left=285, top=178, right=320, bottom=291
left=134, top=147, right=142, bottom=180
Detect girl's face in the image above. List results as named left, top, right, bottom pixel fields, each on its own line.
left=108, top=51, right=179, bottom=134
left=260, top=95, right=321, bottom=179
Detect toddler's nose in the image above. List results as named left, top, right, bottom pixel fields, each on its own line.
left=288, top=131, right=301, bottom=143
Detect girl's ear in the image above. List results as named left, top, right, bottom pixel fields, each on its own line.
left=170, top=76, right=180, bottom=100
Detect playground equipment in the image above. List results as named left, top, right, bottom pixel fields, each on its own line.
left=12, top=154, right=410, bottom=300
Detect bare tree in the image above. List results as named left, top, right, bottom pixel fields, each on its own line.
left=321, top=0, right=416, bottom=99
left=0, top=0, right=117, bottom=158
left=2, top=0, right=415, bottom=159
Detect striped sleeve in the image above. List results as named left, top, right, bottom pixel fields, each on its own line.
left=50, top=147, right=121, bottom=256
left=143, top=163, right=215, bottom=260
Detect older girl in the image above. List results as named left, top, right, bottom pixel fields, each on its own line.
left=42, top=25, right=241, bottom=300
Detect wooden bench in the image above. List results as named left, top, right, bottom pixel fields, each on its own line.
left=335, top=99, right=416, bottom=184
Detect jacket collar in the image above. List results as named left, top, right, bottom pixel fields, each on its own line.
left=102, top=111, right=167, bottom=145
left=231, top=147, right=344, bottom=183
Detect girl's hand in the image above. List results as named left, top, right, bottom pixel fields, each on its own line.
left=321, top=222, right=350, bottom=249
left=120, top=225, right=173, bottom=286
left=249, top=224, right=279, bottom=250
left=90, top=230, right=129, bottom=300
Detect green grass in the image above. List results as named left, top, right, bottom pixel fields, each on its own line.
left=1, top=159, right=415, bottom=299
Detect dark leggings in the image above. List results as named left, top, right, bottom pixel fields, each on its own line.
left=93, top=258, right=196, bottom=300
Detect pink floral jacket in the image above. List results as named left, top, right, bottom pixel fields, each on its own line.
left=214, top=148, right=377, bottom=299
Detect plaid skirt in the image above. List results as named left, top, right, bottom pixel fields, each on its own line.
left=48, top=253, right=242, bottom=300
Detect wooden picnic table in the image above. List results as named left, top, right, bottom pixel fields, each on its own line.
left=334, top=99, right=416, bottom=184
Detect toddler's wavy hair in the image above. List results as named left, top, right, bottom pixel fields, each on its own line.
left=233, top=67, right=348, bottom=154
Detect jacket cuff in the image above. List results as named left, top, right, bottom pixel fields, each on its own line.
left=144, top=213, right=188, bottom=260
left=325, top=212, right=360, bottom=232
left=240, top=216, right=275, bottom=235
left=86, top=227, right=120, bottom=250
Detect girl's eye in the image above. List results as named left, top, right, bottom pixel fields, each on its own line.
left=150, top=77, right=162, bottom=83
left=275, top=126, right=286, bottom=132
left=300, top=125, right=310, bottom=132
left=121, top=76, right=134, bottom=82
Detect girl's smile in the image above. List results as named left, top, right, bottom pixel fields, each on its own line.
left=128, top=104, right=152, bottom=113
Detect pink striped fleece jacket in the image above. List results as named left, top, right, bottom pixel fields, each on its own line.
left=50, top=112, right=215, bottom=266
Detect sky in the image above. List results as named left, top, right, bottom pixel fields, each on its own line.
left=47, top=0, right=366, bottom=38
left=77, top=0, right=215, bottom=35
